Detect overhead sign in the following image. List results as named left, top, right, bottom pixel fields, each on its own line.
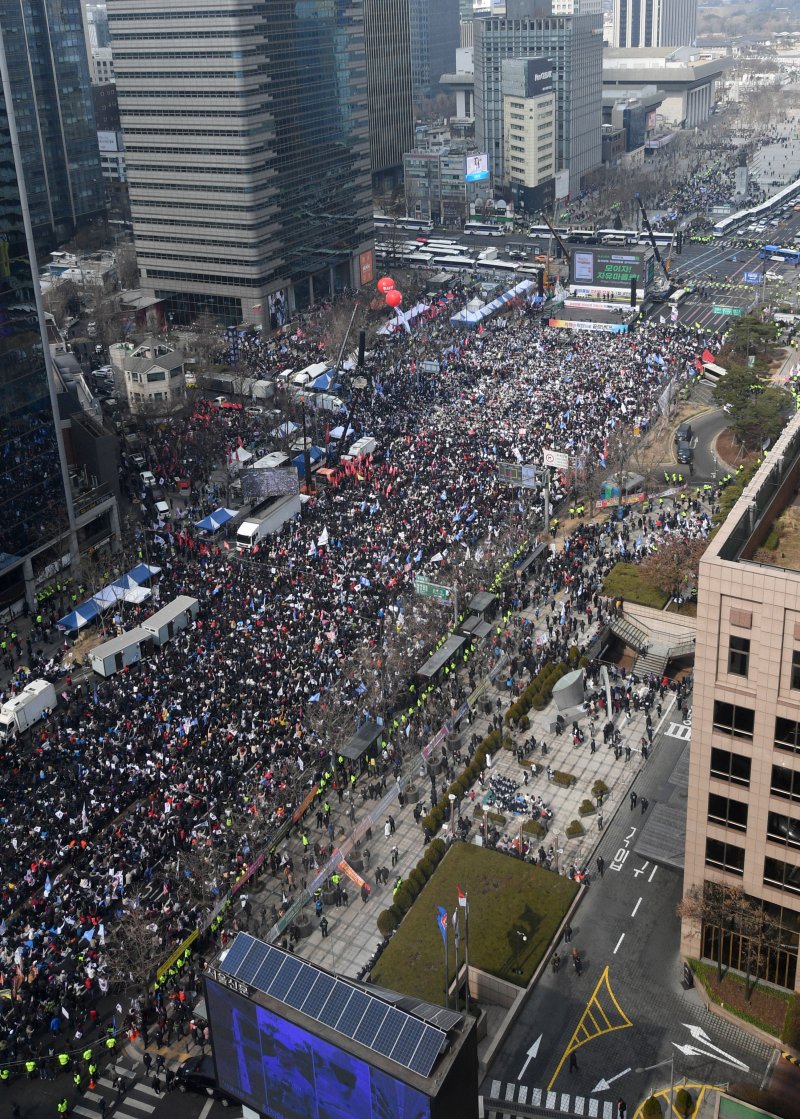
left=542, top=449, right=569, bottom=470
left=712, top=305, right=744, bottom=317
left=414, top=578, right=451, bottom=601
left=744, top=272, right=762, bottom=284
left=420, top=360, right=439, bottom=373
left=498, top=462, right=539, bottom=488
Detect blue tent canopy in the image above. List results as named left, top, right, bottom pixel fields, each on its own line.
left=57, top=601, right=101, bottom=631
left=292, top=447, right=325, bottom=478
left=195, top=507, right=238, bottom=533
left=127, top=563, right=162, bottom=585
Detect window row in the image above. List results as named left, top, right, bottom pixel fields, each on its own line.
left=707, top=792, right=799, bottom=847
left=705, top=841, right=800, bottom=891
left=726, top=635, right=800, bottom=689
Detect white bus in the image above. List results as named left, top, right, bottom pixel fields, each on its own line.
left=431, top=254, right=476, bottom=270
left=669, top=288, right=690, bottom=305
left=463, top=222, right=504, bottom=237
left=373, top=214, right=433, bottom=234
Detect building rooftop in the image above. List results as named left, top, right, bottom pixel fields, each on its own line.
left=709, top=411, right=800, bottom=576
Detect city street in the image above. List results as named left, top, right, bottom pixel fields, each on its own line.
left=482, top=717, right=777, bottom=1117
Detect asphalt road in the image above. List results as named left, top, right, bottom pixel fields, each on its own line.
left=482, top=713, right=776, bottom=1116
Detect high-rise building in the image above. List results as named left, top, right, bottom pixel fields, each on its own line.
left=473, top=5, right=602, bottom=196
left=682, top=412, right=800, bottom=995
left=107, top=0, right=373, bottom=324
left=409, top=0, right=461, bottom=105
left=0, top=28, right=75, bottom=608
left=502, top=58, right=556, bottom=211
left=0, top=0, right=105, bottom=252
left=364, top=0, right=414, bottom=191
left=612, top=0, right=697, bottom=48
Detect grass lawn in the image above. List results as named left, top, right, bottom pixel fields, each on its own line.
left=603, top=562, right=669, bottom=609
left=690, top=960, right=790, bottom=1038
left=370, top=844, right=578, bottom=1003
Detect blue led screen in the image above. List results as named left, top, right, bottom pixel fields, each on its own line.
left=205, top=977, right=432, bottom=1119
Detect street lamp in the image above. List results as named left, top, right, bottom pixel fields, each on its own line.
left=482, top=806, right=489, bottom=845
left=636, top=1053, right=675, bottom=1117
left=513, top=930, right=528, bottom=974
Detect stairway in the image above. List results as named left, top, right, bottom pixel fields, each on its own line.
left=607, top=613, right=649, bottom=654
left=633, top=643, right=671, bottom=678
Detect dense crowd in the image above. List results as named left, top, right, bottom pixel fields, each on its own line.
left=0, top=293, right=726, bottom=1070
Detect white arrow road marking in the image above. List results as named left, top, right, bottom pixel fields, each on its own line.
left=517, top=1035, right=543, bottom=1080
left=591, top=1068, right=631, bottom=1094
left=673, top=1042, right=750, bottom=1072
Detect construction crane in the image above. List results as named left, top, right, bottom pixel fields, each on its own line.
left=634, top=193, right=671, bottom=293
left=539, top=213, right=571, bottom=265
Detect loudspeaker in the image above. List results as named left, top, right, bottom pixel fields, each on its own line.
left=357, top=330, right=366, bottom=367
left=630, top=277, right=637, bottom=307
left=537, top=269, right=544, bottom=297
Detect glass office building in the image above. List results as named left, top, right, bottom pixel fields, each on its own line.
left=108, top=0, right=373, bottom=324
left=0, top=0, right=105, bottom=252
left=0, top=30, right=74, bottom=608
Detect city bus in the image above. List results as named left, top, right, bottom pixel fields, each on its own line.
left=596, top=228, right=639, bottom=245
left=373, top=214, right=433, bottom=234
left=669, top=288, right=690, bottom=305
left=569, top=229, right=597, bottom=244
left=431, top=254, right=477, bottom=270
left=760, top=245, right=800, bottom=263
left=463, top=222, right=505, bottom=237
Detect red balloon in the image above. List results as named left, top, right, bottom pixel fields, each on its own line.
left=377, top=276, right=395, bottom=294
left=385, top=289, right=402, bottom=308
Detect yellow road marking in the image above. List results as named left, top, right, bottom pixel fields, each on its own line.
left=633, top=1082, right=712, bottom=1119
left=547, top=966, right=633, bottom=1090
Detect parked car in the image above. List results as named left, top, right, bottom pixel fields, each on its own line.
left=675, top=422, right=693, bottom=444
left=140, top=470, right=157, bottom=488
left=176, top=1058, right=236, bottom=1106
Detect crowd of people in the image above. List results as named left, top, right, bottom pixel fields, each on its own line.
left=0, top=273, right=731, bottom=1073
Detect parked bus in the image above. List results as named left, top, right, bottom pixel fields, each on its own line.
left=596, top=228, right=639, bottom=245
left=431, top=254, right=477, bottom=270
left=373, top=214, right=433, bottom=234
left=669, top=288, right=690, bottom=305
left=463, top=222, right=505, bottom=237
left=760, top=245, right=800, bottom=263
left=569, top=229, right=597, bottom=244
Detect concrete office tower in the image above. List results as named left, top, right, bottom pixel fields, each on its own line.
left=502, top=58, right=557, bottom=209
left=682, top=412, right=800, bottom=994
left=409, top=0, right=461, bottom=104
left=0, top=0, right=105, bottom=252
left=107, top=0, right=373, bottom=324
left=473, top=3, right=602, bottom=196
left=612, top=0, right=697, bottom=48
left=364, top=0, right=415, bottom=190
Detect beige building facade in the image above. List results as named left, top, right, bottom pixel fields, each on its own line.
left=682, top=412, right=800, bottom=994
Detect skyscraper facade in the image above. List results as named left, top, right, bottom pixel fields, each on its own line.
left=0, top=27, right=76, bottom=609
left=612, top=0, right=697, bottom=49
left=473, top=8, right=602, bottom=196
left=364, top=0, right=414, bottom=190
left=107, top=0, right=373, bottom=324
left=408, top=0, right=461, bottom=105
left=0, top=0, right=105, bottom=252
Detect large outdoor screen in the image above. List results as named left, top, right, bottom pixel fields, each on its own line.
left=241, top=466, right=299, bottom=505
left=570, top=248, right=654, bottom=289
left=205, top=978, right=432, bottom=1119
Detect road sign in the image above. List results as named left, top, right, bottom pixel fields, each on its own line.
left=744, top=271, right=762, bottom=284
left=414, top=578, right=450, bottom=601
left=542, top=449, right=569, bottom=470
left=420, top=360, right=439, bottom=374
left=498, top=461, right=539, bottom=488
left=711, top=305, right=743, bottom=317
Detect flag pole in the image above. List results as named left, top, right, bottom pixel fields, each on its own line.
left=444, top=922, right=449, bottom=1010
left=464, top=894, right=470, bottom=1015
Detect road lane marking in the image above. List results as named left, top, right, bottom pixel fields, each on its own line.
left=546, top=967, right=633, bottom=1090
left=631, top=897, right=642, bottom=917
left=648, top=865, right=657, bottom=883
left=613, top=933, right=625, bottom=954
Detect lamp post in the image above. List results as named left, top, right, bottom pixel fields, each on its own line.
left=636, top=1053, right=675, bottom=1117
left=449, top=793, right=456, bottom=832
left=513, top=930, right=527, bottom=975
left=482, top=806, right=489, bottom=846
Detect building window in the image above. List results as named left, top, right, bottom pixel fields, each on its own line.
left=791, top=649, right=800, bottom=690
left=710, top=747, right=751, bottom=787
left=764, top=855, right=800, bottom=895
left=705, top=837, right=745, bottom=875
left=775, top=716, right=800, bottom=755
left=767, top=810, right=800, bottom=849
left=712, top=700, right=754, bottom=740
left=771, top=764, right=800, bottom=802
left=727, top=636, right=750, bottom=677
left=707, top=793, right=748, bottom=832
left=700, top=890, right=799, bottom=991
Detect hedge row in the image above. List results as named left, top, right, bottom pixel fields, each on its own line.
left=504, top=647, right=584, bottom=725
left=420, top=728, right=502, bottom=838
left=782, top=992, right=800, bottom=1048
left=376, top=837, right=447, bottom=937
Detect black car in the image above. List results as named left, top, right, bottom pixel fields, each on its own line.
left=176, top=1057, right=237, bottom=1107
left=676, top=439, right=693, bottom=465
left=675, top=422, right=693, bottom=444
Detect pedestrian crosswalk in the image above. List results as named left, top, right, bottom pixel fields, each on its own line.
left=665, top=721, right=691, bottom=741
left=482, top=1081, right=615, bottom=1118
left=72, top=1070, right=159, bottom=1119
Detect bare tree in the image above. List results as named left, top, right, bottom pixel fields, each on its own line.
left=103, top=902, right=164, bottom=992
left=43, top=279, right=81, bottom=329
left=116, top=242, right=140, bottom=290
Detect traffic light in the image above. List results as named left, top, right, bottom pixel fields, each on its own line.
left=675, top=230, right=684, bottom=255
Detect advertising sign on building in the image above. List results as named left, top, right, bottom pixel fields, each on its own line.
left=359, top=250, right=374, bottom=285
left=97, top=130, right=119, bottom=153
left=570, top=247, right=648, bottom=290
left=465, top=153, right=490, bottom=182
left=646, top=110, right=657, bottom=131
left=554, top=169, right=570, bottom=202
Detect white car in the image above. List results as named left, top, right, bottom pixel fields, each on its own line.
left=140, top=470, right=157, bottom=488
left=765, top=271, right=782, bottom=282
left=154, top=500, right=170, bottom=517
